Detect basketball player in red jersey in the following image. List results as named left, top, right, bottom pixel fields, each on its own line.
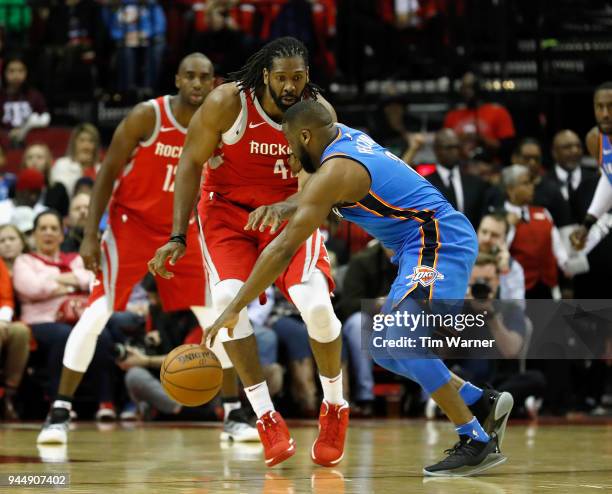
left=38, top=53, right=256, bottom=445
left=149, top=38, right=348, bottom=468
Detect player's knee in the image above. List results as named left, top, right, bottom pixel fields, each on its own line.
left=211, top=280, right=242, bottom=313
left=303, top=303, right=341, bottom=343
left=210, top=334, right=234, bottom=368
left=71, top=300, right=112, bottom=338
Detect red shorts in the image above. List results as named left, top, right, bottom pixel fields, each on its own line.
left=198, top=193, right=334, bottom=302
left=89, top=211, right=206, bottom=312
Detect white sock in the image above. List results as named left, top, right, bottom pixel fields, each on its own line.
left=320, top=371, right=345, bottom=405
left=244, top=381, right=275, bottom=418
left=53, top=400, right=72, bottom=411
left=223, top=400, right=241, bottom=420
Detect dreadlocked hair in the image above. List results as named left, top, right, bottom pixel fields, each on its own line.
left=227, top=37, right=321, bottom=98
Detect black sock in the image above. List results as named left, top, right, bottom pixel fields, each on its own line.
left=49, top=407, right=70, bottom=424
left=56, top=394, right=73, bottom=404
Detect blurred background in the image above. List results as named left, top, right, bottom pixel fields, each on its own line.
left=1, top=0, right=612, bottom=425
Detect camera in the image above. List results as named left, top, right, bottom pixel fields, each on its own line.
left=113, top=338, right=156, bottom=362
left=113, top=343, right=129, bottom=362
left=470, top=278, right=492, bottom=300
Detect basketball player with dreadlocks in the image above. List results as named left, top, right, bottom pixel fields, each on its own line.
left=149, top=37, right=347, bottom=468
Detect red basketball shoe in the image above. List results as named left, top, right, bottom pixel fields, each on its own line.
left=311, top=400, right=349, bottom=467
left=256, top=411, right=296, bottom=467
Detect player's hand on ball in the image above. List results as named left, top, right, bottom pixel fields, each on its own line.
left=570, top=226, right=588, bottom=250
left=148, top=242, right=185, bottom=279
left=245, top=204, right=287, bottom=233
left=80, top=234, right=102, bottom=272
left=203, top=309, right=240, bottom=347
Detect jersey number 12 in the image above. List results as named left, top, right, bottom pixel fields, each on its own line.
left=162, top=164, right=177, bottom=192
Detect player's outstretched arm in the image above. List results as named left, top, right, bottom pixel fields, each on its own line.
left=81, top=103, right=155, bottom=272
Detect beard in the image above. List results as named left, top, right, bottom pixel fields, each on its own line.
left=269, top=84, right=301, bottom=112
left=598, top=121, right=612, bottom=136
left=295, top=144, right=317, bottom=174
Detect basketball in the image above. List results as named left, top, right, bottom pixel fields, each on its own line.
left=160, top=344, right=223, bottom=406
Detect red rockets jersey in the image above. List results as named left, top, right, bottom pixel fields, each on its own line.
left=110, top=95, right=187, bottom=231
left=203, top=88, right=298, bottom=209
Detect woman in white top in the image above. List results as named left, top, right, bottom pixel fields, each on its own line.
left=51, top=123, right=101, bottom=196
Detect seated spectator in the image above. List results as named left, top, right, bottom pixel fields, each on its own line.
left=102, top=0, right=167, bottom=94
left=425, top=128, right=491, bottom=228
left=477, top=212, right=525, bottom=301
left=73, top=176, right=94, bottom=197
left=51, top=123, right=101, bottom=196
left=512, top=137, right=571, bottom=227
left=335, top=241, right=398, bottom=416
left=501, top=164, right=569, bottom=299
left=61, top=193, right=90, bottom=253
left=548, top=129, right=598, bottom=222
left=22, top=143, right=70, bottom=217
left=0, top=145, right=16, bottom=200
left=0, top=56, right=50, bottom=146
left=0, top=168, right=47, bottom=226
left=444, top=70, right=515, bottom=162
left=0, top=223, right=28, bottom=273
left=12, top=210, right=116, bottom=419
left=0, top=256, right=29, bottom=419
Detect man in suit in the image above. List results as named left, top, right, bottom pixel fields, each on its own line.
left=548, top=130, right=597, bottom=222
left=426, top=128, right=491, bottom=228
left=512, top=137, right=572, bottom=227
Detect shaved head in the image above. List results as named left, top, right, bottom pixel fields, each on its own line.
left=283, top=100, right=333, bottom=130
left=282, top=100, right=335, bottom=174
left=178, top=52, right=212, bottom=74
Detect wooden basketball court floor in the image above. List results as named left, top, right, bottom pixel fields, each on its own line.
left=1, top=419, right=612, bottom=493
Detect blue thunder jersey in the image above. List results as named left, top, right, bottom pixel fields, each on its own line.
left=321, top=124, right=477, bottom=301
left=600, top=132, right=612, bottom=185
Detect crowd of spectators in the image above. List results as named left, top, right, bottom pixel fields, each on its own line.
left=0, top=1, right=610, bottom=424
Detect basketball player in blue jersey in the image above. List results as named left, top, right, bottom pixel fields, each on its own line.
left=571, top=82, right=612, bottom=250
left=205, top=100, right=514, bottom=477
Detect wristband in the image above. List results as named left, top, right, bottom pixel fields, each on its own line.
left=169, top=234, right=186, bottom=246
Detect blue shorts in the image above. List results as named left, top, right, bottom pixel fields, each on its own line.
left=368, top=212, right=478, bottom=393
left=388, top=210, right=478, bottom=305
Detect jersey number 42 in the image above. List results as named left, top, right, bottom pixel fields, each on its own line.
left=274, top=159, right=297, bottom=180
